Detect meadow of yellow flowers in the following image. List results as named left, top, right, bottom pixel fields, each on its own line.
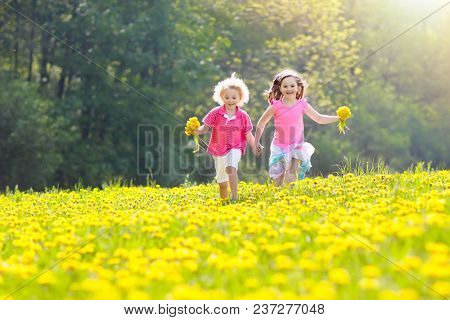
left=0, top=170, right=448, bottom=299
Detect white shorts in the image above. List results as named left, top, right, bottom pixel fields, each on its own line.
left=213, top=149, right=241, bottom=183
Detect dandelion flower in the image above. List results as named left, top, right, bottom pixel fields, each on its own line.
left=336, top=106, right=352, bottom=134
left=184, top=117, right=201, bottom=153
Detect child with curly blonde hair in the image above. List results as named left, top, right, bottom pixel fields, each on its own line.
left=195, top=73, right=256, bottom=201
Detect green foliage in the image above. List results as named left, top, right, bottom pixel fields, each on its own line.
left=0, top=0, right=448, bottom=189
left=335, top=156, right=391, bottom=175
left=0, top=70, right=62, bottom=189
left=346, top=0, right=449, bottom=171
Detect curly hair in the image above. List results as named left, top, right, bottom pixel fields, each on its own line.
left=265, top=69, right=308, bottom=103
left=213, top=72, right=249, bottom=106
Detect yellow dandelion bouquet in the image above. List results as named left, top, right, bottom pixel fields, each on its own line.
left=185, top=117, right=201, bottom=153
left=336, top=106, right=352, bottom=134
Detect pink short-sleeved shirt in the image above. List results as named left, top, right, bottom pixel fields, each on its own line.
left=203, top=105, right=253, bottom=157
left=272, top=98, right=308, bottom=150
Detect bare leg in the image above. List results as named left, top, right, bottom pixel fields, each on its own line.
left=285, top=159, right=300, bottom=183
left=273, top=172, right=285, bottom=186
left=226, top=166, right=238, bottom=200
left=219, top=182, right=229, bottom=199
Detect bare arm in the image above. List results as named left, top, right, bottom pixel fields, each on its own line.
left=305, top=103, right=339, bottom=124
left=255, top=106, right=275, bottom=146
left=246, top=131, right=256, bottom=151
left=195, top=125, right=210, bottom=135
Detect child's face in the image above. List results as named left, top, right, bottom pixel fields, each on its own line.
left=280, top=76, right=299, bottom=99
left=221, top=88, right=241, bottom=107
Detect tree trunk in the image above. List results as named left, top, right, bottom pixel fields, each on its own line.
left=57, top=69, right=66, bottom=98
left=40, top=30, right=50, bottom=85
left=151, top=45, right=160, bottom=87
left=56, top=0, right=78, bottom=96
left=67, top=71, right=74, bottom=93
left=80, top=74, right=92, bottom=141
left=27, top=0, right=37, bottom=82
left=13, top=0, right=20, bottom=74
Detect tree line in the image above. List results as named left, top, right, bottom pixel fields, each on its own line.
left=0, top=0, right=448, bottom=189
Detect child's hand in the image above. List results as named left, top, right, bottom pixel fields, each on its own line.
left=252, top=145, right=258, bottom=156
left=194, top=125, right=209, bottom=135
left=254, top=144, right=264, bottom=156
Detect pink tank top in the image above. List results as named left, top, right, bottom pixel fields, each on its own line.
left=272, top=98, right=307, bottom=150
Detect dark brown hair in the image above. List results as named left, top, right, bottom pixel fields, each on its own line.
left=265, top=69, right=308, bottom=103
